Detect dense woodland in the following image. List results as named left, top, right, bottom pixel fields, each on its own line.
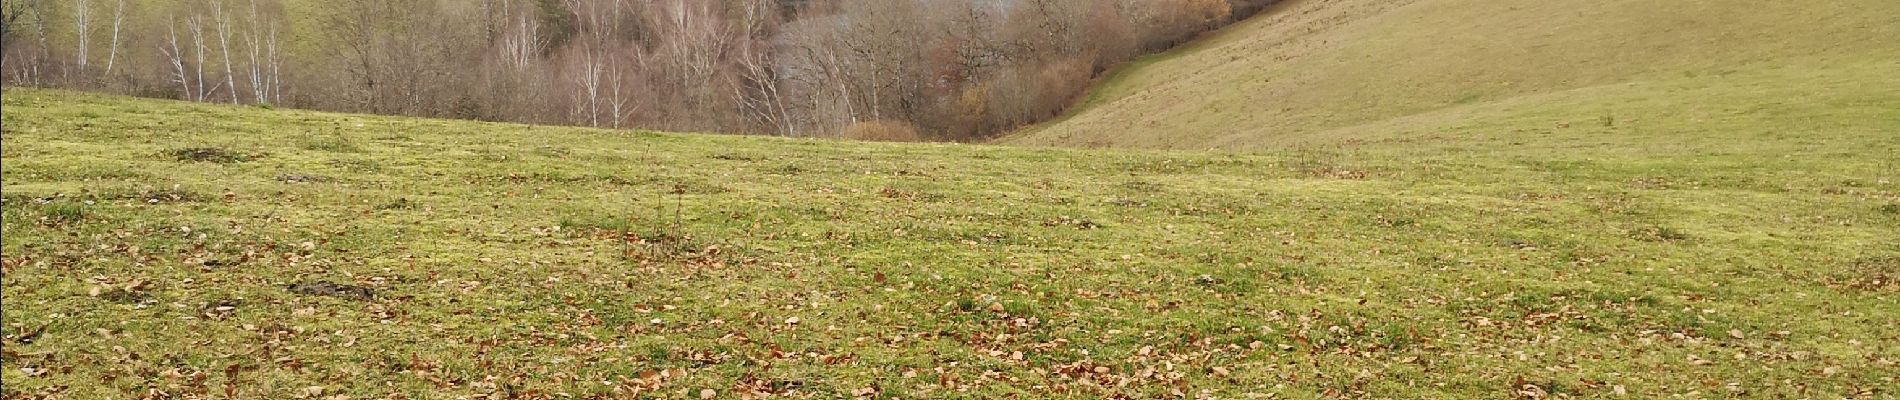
left=1, top=0, right=1272, bottom=140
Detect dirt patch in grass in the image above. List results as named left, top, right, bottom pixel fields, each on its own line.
left=599, top=231, right=745, bottom=269
left=1628, top=225, right=1694, bottom=243
left=711, top=153, right=762, bottom=162
left=167, top=147, right=255, bottom=163
left=288, top=281, right=376, bottom=301
left=375, top=198, right=418, bottom=211
left=1042, top=216, right=1102, bottom=229
left=98, top=288, right=153, bottom=305
left=1302, top=165, right=1373, bottom=180
left=91, top=280, right=157, bottom=305
left=277, top=174, right=334, bottom=184
left=117, top=188, right=202, bottom=204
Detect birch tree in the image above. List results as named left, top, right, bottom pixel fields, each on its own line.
left=101, top=0, right=124, bottom=76
left=215, top=1, right=239, bottom=104
left=159, top=19, right=191, bottom=99
left=72, top=0, right=90, bottom=71
left=242, top=0, right=282, bottom=104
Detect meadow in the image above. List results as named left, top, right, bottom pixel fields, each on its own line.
left=3, top=88, right=1896, bottom=398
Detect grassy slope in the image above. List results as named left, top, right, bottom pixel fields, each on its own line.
left=3, top=89, right=1897, bottom=398
left=1006, top=0, right=1900, bottom=151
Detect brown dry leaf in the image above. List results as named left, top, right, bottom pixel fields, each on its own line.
left=785, top=316, right=801, bottom=325
left=700, top=389, right=717, bottom=399
left=1727, top=329, right=1745, bottom=339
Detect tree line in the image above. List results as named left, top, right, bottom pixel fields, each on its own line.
left=2, top=0, right=1273, bottom=141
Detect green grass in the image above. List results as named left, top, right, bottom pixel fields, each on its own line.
left=3, top=89, right=1896, bottom=398
left=1006, top=0, right=1900, bottom=150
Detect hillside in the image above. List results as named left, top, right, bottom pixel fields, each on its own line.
left=3, top=89, right=1897, bottom=398
left=1007, top=0, right=1900, bottom=150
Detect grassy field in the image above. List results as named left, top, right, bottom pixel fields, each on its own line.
left=3, top=88, right=1896, bottom=398
left=1006, top=0, right=1900, bottom=150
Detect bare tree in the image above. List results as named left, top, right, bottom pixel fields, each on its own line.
left=102, top=0, right=124, bottom=76
left=242, top=0, right=283, bottom=104
left=569, top=48, right=604, bottom=126
left=160, top=19, right=190, bottom=98
left=0, top=1, right=25, bottom=46
left=780, top=20, right=858, bottom=135
left=733, top=38, right=789, bottom=135
left=497, top=3, right=543, bottom=72
left=215, top=1, right=239, bottom=104
left=30, top=0, right=47, bottom=75
left=189, top=16, right=214, bottom=101
left=561, top=0, right=627, bottom=127
left=316, top=0, right=415, bottom=113
left=1, top=0, right=38, bottom=69
left=732, top=0, right=792, bottom=135
left=648, top=0, right=732, bottom=114
left=604, top=54, right=644, bottom=129
left=72, top=0, right=91, bottom=72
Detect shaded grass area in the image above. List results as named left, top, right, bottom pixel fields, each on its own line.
left=2, top=89, right=1896, bottom=398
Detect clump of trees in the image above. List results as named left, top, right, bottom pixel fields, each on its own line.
left=2, top=0, right=1275, bottom=141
